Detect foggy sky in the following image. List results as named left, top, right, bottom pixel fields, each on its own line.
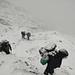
left=8, top=0, right=75, bottom=37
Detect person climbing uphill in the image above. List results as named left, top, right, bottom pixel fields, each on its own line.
left=39, top=43, right=69, bottom=75
left=21, top=31, right=26, bottom=39
left=0, top=40, right=12, bottom=54
left=26, top=32, right=31, bottom=40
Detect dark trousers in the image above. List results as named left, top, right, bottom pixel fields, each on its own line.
left=4, top=50, right=10, bottom=54
left=44, top=63, right=54, bottom=75
left=22, top=35, right=25, bottom=39
left=27, top=36, right=30, bottom=40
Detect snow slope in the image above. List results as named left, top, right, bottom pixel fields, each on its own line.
left=0, top=31, right=74, bottom=75
left=0, top=0, right=74, bottom=75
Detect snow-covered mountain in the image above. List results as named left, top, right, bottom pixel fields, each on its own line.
left=0, top=0, right=75, bottom=75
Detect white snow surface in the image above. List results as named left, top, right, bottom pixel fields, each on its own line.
left=0, top=0, right=74, bottom=75
left=0, top=30, right=75, bottom=75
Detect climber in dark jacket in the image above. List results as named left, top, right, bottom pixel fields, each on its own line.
left=26, top=32, right=31, bottom=40
left=21, top=31, right=26, bottom=39
left=0, top=40, right=12, bottom=54
left=44, top=49, right=69, bottom=75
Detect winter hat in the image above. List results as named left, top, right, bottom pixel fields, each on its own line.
left=44, top=42, right=57, bottom=51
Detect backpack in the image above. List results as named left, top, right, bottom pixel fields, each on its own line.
left=58, top=49, right=69, bottom=58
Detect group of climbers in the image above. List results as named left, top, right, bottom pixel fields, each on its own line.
left=21, top=31, right=31, bottom=40
left=0, top=31, right=31, bottom=55
left=0, top=31, right=69, bottom=75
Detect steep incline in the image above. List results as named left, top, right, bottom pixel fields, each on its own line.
left=0, top=31, right=75, bottom=75
left=0, top=0, right=74, bottom=75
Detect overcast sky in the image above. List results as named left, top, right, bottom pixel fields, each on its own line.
left=8, top=0, right=75, bottom=37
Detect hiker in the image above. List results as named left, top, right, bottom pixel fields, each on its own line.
left=39, top=43, right=69, bottom=75
left=44, top=49, right=69, bottom=75
left=0, top=40, right=12, bottom=54
left=26, top=32, right=31, bottom=40
left=21, top=31, right=26, bottom=39
left=39, top=43, right=57, bottom=75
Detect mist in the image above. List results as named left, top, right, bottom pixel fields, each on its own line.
left=8, top=0, right=75, bottom=37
